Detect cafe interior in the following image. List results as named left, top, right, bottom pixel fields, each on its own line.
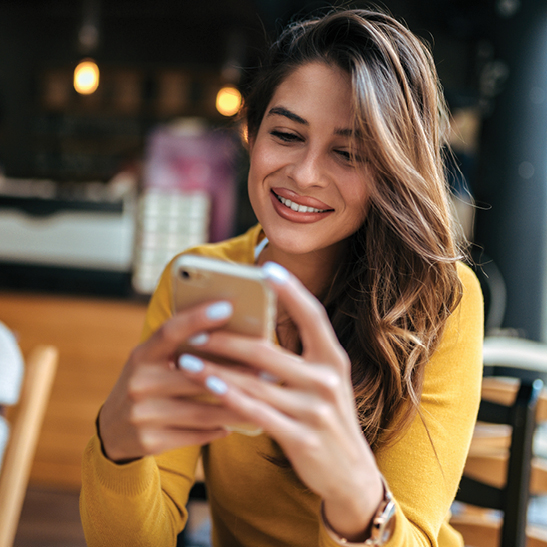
left=0, top=0, right=546, bottom=545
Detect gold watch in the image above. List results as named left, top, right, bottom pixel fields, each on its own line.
left=364, top=476, right=396, bottom=545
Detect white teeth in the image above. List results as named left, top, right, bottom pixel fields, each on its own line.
left=277, top=195, right=327, bottom=213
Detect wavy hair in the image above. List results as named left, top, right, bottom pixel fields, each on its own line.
left=242, top=8, right=463, bottom=449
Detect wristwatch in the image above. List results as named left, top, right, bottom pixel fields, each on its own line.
left=364, top=476, right=396, bottom=545
left=321, top=475, right=396, bottom=546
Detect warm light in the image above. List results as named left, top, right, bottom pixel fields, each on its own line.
left=74, top=60, right=100, bottom=95
left=216, top=86, right=242, bottom=116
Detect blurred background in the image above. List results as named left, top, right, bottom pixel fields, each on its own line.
left=2, top=0, right=547, bottom=339
left=1, top=0, right=547, bottom=545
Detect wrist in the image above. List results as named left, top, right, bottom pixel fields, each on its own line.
left=321, top=474, right=396, bottom=546
left=97, top=407, right=140, bottom=464
left=322, top=471, right=382, bottom=542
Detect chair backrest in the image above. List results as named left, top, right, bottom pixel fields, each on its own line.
left=483, top=336, right=547, bottom=383
left=0, top=345, right=58, bottom=547
left=456, top=378, right=543, bottom=547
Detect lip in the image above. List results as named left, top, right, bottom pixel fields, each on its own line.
left=271, top=187, right=333, bottom=210
left=270, top=189, right=333, bottom=224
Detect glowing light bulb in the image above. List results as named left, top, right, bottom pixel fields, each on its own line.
left=74, top=60, right=100, bottom=95
left=216, top=86, right=242, bottom=116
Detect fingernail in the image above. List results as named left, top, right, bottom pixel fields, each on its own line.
left=206, top=301, right=233, bottom=320
left=259, top=371, right=279, bottom=383
left=206, top=376, right=228, bottom=395
left=178, top=354, right=204, bottom=373
left=187, top=332, right=209, bottom=345
left=262, top=262, right=289, bottom=285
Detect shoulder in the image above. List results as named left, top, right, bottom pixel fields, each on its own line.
left=454, top=261, right=484, bottom=325
left=456, top=261, right=481, bottom=297
left=174, top=224, right=262, bottom=265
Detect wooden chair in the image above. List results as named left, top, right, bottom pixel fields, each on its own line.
left=0, top=345, right=58, bottom=547
left=450, top=339, right=547, bottom=547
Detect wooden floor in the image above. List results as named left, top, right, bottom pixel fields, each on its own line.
left=13, top=486, right=86, bottom=547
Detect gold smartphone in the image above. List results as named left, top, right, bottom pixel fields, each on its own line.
left=171, top=254, right=276, bottom=340
left=171, top=254, right=277, bottom=435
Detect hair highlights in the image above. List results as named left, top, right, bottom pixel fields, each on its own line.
left=243, top=8, right=463, bottom=449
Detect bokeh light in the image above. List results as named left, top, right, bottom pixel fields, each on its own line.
left=74, top=60, right=100, bottom=95
left=215, top=86, right=242, bottom=116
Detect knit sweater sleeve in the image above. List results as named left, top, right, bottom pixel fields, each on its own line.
left=318, top=262, right=484, bottom=547
left=80, top=255, right=202, bottom=546
left=80, top=435, right=201, bottom=547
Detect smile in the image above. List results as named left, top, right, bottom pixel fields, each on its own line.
left=274, top=192, right=331, bottom=213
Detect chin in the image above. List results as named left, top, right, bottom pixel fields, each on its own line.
left=265, top=228, right=346, bottom=260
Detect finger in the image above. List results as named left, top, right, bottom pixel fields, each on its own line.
left=184, top=333, right=345, bottom=393
left=182, top=334, right=304, bottom=385
left=176, top=356, right=287, bottom=433
left=262, top=262, right=344, bottom=363
left=206, top=362, right=345, bottom=429
left=207, top=377, right=301, bottom=436
left=127, top=364, right=209, bottom=399
left=129, top=396, right=251, bottom=431
left=178, top=352, right=345, bottom=427
left=139, top=300, right=234, bottom=362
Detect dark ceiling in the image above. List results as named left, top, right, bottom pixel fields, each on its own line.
left=0, top=0, right=496, bottom=179
left=0, top=0, right=494, bottom=71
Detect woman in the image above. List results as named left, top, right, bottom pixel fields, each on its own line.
left=80, top=8, right=483, bottom=547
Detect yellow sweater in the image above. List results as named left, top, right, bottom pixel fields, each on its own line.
left=80, top=224, right=484, bottom=547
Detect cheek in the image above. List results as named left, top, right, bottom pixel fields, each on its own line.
left=251, top=144, right=278, bottom=174
left=246, top=160, right=265, bottom=212
left=344, top=175, right=372, bottom=210
left=248, top=142, right=280, bottom=193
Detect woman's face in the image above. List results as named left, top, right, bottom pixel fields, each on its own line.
left=248, top=62, right=373, bottom=262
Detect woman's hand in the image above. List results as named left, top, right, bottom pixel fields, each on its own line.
left=178, top=262, right=384, bottom=541
left=98, top=300, right=248, bottom=463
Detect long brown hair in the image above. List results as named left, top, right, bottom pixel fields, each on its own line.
left=243, top=8, right=463, bottom=449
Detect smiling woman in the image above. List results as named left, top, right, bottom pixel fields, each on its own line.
left=80, top=8, right=483, bottom=547
left=247, top=63, right=372, bottom=266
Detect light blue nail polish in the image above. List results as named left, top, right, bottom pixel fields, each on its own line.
left=178, top=354, right=204, bottom=373
left=187, top=332, right=209, bottom=345
left=259, top=371, right=279, bottom=383
left=206, top=301, right=233, bottom=320
left=206, top=376, right=228, bottom=395
left=262, top=262, right=290, bottom=285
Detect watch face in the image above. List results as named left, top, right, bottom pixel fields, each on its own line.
left=378, top=501, right=396, bottom=543
left=368, top=498, right=396, bottom=545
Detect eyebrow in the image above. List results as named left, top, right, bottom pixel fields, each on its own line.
left=266, top=105, right=357, bottom=137
left=267, top=106, right=308, bottom=126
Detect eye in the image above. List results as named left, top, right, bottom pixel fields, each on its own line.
left=335, top=149, right=352, bottom=161
left=335, top=149, right=364, bottom=165
left=270, top=130, right=302, bottom=143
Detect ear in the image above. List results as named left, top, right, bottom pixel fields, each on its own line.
left=245, top=125, right=255, bottom=154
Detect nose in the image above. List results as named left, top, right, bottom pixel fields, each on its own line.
left=287, top=147, right=329, bottom=189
